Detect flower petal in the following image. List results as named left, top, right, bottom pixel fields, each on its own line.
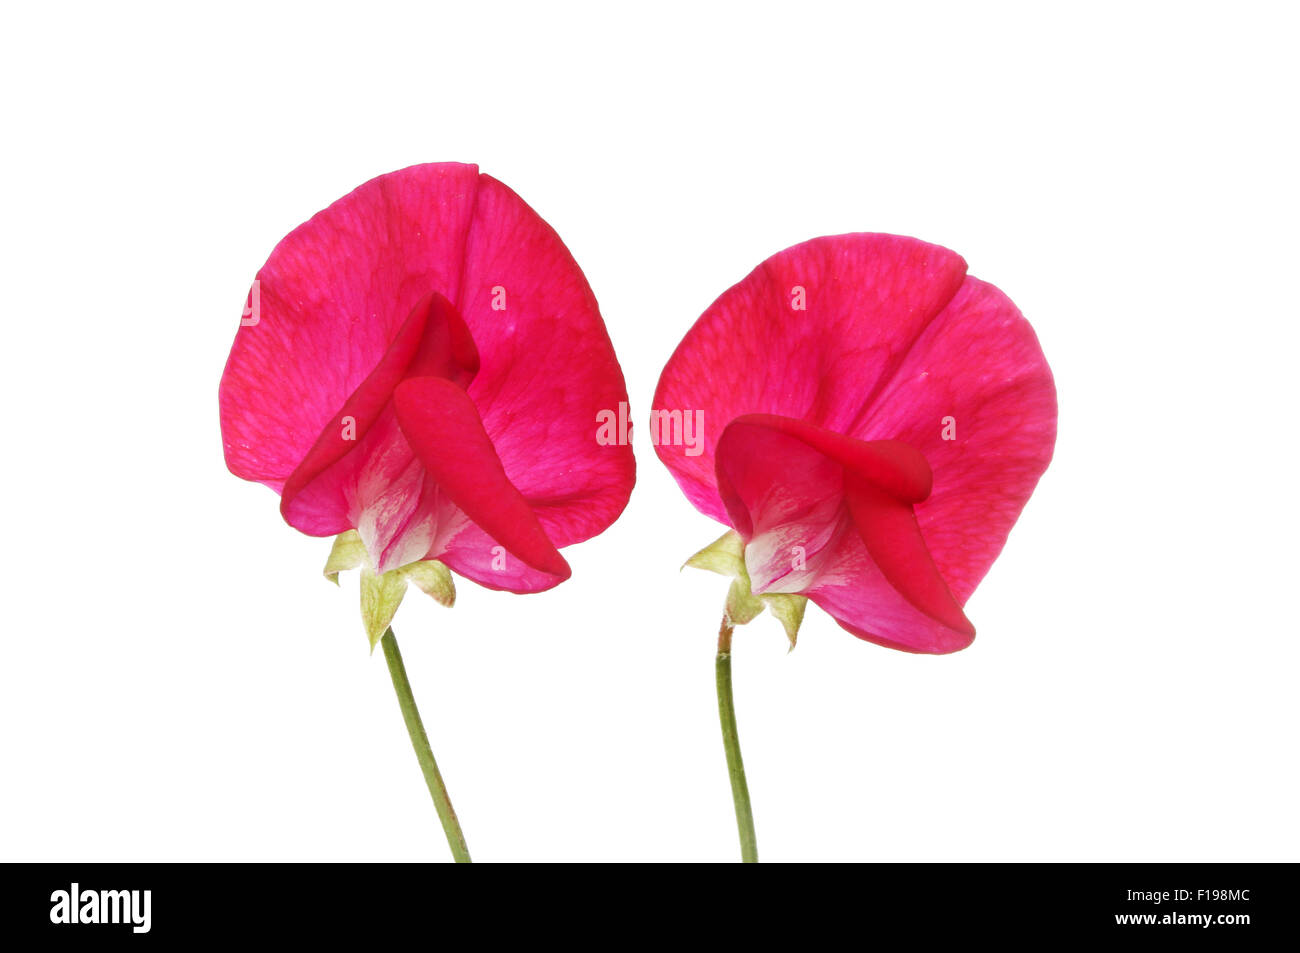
left=716, top=413, right=932, bottom=538
left=653, top=233, right=968, bottom=522
left=803, top=531, right=976, bottom=654
left=850, top=276, right=1057, bottom=602
left=279, top=291, right=478, bottom=538
left=842, top=470, right=972, bottom=637
left=714, top=413, right=971, bottom=649
left=715, top=415, right=932, bottom=593
left=456, top=175, right=635, bottom=549
left=220, top=163, right=482, bottom=489
left=393, top=376, right=570, bottom=585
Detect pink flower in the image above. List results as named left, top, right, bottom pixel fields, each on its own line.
left=220, top=163, right=634, bottom=592
left=653, top=234, right=1056, bottom=653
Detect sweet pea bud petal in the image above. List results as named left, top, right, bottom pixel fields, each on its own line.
left=360, top=567, right=408, bottom=651
left=324, top=530, right=367, bottom=585
left=399, top=560, right=456, bottom=607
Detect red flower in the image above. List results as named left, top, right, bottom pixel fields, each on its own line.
left=653, top=233, right=1056, bottom=653
left=220, top=163, right=634, bottom=592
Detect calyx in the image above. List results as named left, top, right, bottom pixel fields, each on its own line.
left=685, top=530, right=808, bottom=649
left=323, top=530, right=456, bottom=650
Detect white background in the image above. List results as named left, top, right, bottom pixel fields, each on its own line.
left=1, top=1, right=1296, bottom=862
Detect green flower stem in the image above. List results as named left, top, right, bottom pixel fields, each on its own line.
left=380, top=627, right=472, bottom=863
left=716, top=615, right=758, bottom=862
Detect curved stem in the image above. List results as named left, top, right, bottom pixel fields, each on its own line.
left=380, top=627, right=472, bottom=863
left=716, top=616, right=758, bottom=862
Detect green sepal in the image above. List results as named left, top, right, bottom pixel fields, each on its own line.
left=360, top=567, right=408, bottom=652
left=325, top=532, right=455, bottom=648
left=690, top=531, right=764, bottom=624
left=725, top=574, right=766, bottom=626
left=399, top=559, right=456, bottom=607
left=761, top=593, right=808, bottom=650
left=324, top=530, right=366, bottom=585
left=683, top=530, right=746, bottom=578
left=685, top=529, right=809, bottom=647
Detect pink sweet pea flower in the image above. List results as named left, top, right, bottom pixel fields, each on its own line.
left=656, top=232, right=1055, bottom=862
left=654, top=233, right=1056, bottom=653
left=219, top=163, right=635, bottom=861
left=220, top=162, right=635, bottom=594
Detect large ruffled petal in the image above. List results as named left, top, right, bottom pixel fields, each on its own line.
left=221, top=163, right=482, bottom=490
left=219, top=164, right=634, bottom=588
left=458, top=175, right=636, bottom=550
left=848, top=276, right=1057, bottom=603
